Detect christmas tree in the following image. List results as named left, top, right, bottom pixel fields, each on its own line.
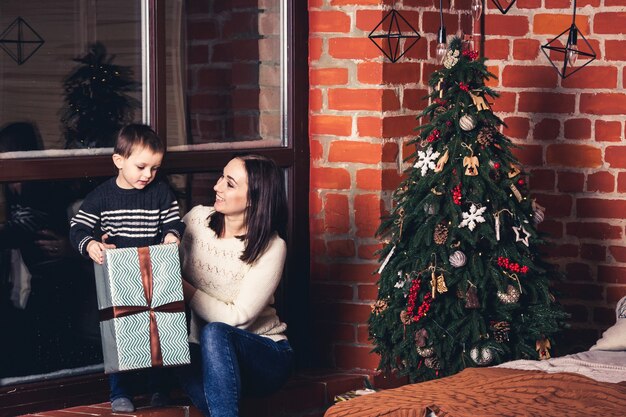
left=368, top=37, right=568, bottom=382
left=60, top=42, right=139, bottom=149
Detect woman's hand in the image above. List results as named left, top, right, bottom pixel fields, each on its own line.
left=163, top=233, right=180, bottom=245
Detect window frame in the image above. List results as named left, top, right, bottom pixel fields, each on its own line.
left=0, top=0, right=309, bottom=413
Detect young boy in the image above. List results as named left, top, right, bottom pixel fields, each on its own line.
left=69, top=124, right=185, bottom=412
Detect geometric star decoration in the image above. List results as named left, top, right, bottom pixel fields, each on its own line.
left=512, top=225, right=530, bottom=247
left=0, top=17, right=45, bottom=65
left=541, top=23, right=596, bottom=79
left=491, top=0, right=517, bottom=15
left=368, top=9, right=421, bottom=63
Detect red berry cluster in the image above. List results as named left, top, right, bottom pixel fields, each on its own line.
left=452, top=183, right=462, bottom=205
left=406, top=278, right=433, bottom=322
left=427, top=129, right=441, bottom=142
left=459, top=82, right=470, bottom=92
left=462, top=50, right=479, bottom=60
left=434, top=98, right=447, bottom=106
left=497, top=256, right=529, bottom=274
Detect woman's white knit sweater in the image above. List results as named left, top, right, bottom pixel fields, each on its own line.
left=181, top=206, right=288, bottom=344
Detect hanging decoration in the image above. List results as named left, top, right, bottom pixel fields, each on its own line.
left=470, top=346, right=494, bottom=365
left=459, top=204, right=486, bottom=231
left=436, top=0, right=447, bottom=63
left=497, top=284, right=521, bottom=304
left=493, top=209, right=512, bottom=241
left=0, top=17, right=45, bottom=65
left=368, top=9, right=421, bottom=63
left=414, top=147, right=441, bottom=176
left=491, top=0, right=517, bottom=15
left=512, top=225, right=531, bottom=247
left=465, top=283, right=480, bottom=309
left=449, top=251, right=467, bottom=268
left=471, top=0, right=483, bottom=21
left=540, top=0, right=596, bottom=78
left=536, top=337, right=551, bottom=360
left=459, top=114, right=477, bottom=131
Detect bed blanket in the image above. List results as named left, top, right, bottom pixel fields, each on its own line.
left=324, top=367, right=626, bottom=417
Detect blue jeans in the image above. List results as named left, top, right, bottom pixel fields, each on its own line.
left=109, top=367, right=172, bottom=401
left=178, top=322, right=294, bottom=417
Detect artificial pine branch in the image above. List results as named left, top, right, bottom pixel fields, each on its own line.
left=368, top=37, right=569, bottom=382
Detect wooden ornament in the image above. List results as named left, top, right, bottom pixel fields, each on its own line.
left=459, top=114, right=477, bottom=131
left=536, top=338, right=551, bottom=360
left=469, top=91, right=490, bottom=111
left=508, top=164, right=521, bottom=178
left=434, top=149, right=449, bottom=172
left=463, top=155, right=479, bottom=176
left=436, top=274, right=448, bottom=294
left=509, top=184, right=523, bottom=202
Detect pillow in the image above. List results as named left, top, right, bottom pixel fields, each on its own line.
left=590, top=295, right=626, bottom=351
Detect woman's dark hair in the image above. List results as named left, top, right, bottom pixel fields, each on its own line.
left=209, top=154, right=288, bottom=264
left=0, top=122, right=43, bottom=153
left=114, top=123, right=164, bottom=157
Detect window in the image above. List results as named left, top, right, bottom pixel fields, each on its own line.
left=0, top=0, right=308, bottom=413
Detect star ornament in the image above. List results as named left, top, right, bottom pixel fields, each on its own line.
left=513, top=225, right=530, bottom=246
left=459, top=204, right=487, bottom=231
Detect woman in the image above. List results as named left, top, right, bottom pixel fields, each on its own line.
left=179, top=154, right=293, bottom=417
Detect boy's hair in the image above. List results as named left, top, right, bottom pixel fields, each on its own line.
left=114, top=124, right=164, bottom=157
left=209, top=154, right=288, bottom=264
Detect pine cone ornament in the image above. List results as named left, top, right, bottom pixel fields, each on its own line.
left=434, top=106, right=447, bottom=117
left=434, top=223, right=449, bottom=245
left=417, top=346, right=435, bottom=357
left=477, top=127, right=495, bottom=146
left=491, top=321, right=511, bottom=343
left=371, top=299, right=388, bottom=315
left=424, top=356, right=441, bottom=369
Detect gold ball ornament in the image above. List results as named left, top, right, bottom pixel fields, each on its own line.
left=497, top=285, right=521, bottom=304
left=459, top=114, right=477, bottom=131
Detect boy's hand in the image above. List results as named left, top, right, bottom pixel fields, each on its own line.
left=163, top=233, right=180, bottom=245
left=87, top=236, right=116, bottom=264
left=87, top=240, right=107, bottom=264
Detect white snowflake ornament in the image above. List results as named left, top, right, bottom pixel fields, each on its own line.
left=459, top=204, right=487, bottom=231
left=414, top=147, right=440, bottom=176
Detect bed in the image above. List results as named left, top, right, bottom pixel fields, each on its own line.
left=325, top=296, right=626, bottom=417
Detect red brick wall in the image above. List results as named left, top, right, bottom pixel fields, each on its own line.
left=309, top=0, right=626, bottom=370
left=186, top=1, right=281, bottom=143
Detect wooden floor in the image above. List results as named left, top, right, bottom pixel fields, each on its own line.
left=13, top=371, right=393, bottom=417
left=18, top=403, right=203, bottom=417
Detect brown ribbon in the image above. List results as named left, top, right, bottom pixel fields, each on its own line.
left=99, top=247, right=184, bottom=368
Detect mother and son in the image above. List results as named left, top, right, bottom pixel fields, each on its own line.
left=69, top=123, right=294, bottom=417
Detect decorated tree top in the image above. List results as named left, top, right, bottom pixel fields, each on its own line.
left=368, top=37, right=568, bottom=382
left=60, top=42, right=139, bottom=149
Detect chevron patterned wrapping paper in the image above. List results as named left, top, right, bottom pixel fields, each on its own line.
left=94, top=244, right=190, bottom=374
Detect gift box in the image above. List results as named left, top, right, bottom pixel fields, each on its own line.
left=334, top=388, right=377, bottom=403
left=94, top=244, right=190, bottom=374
